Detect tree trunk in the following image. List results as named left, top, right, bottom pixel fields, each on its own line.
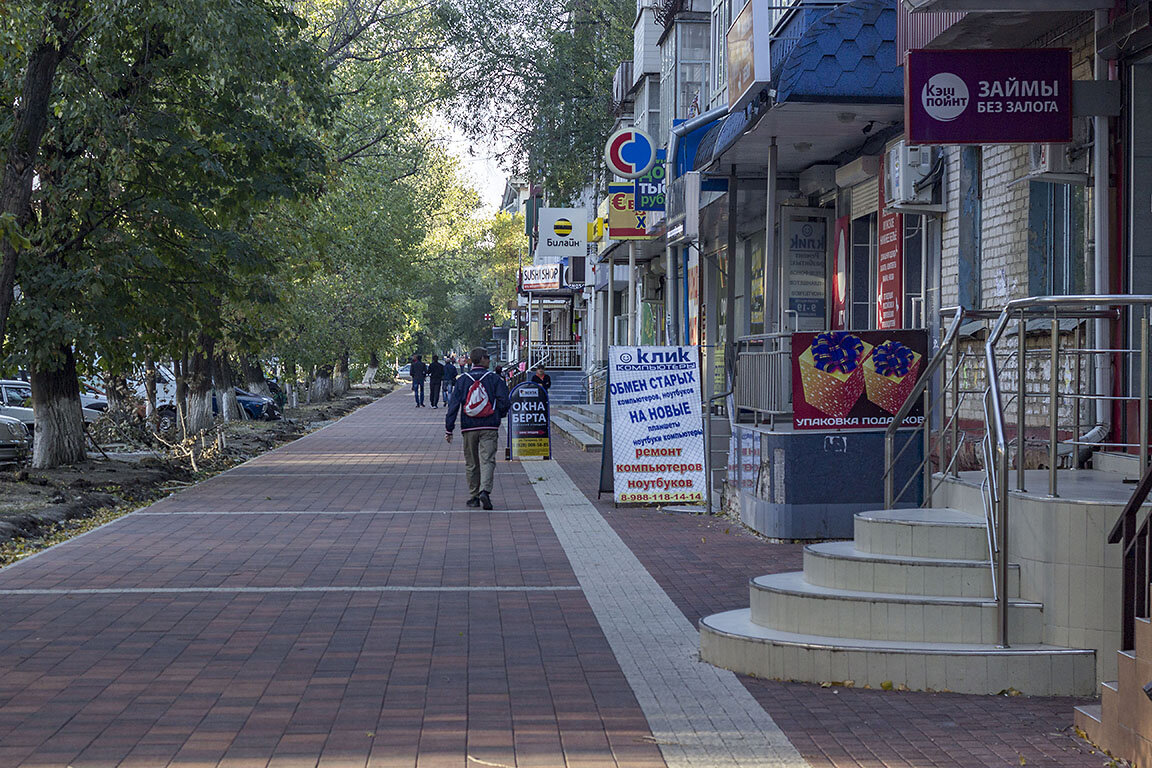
left=363, top=350, right=379, bottom=386
left=30, top=344, right=86, bottom=468
left=240, top=355, right=272, bottom=398
left=186, top=339, right=215, bottom=434
left=332, top=350, right=350, bottom=396
left=285, top=360, right=299, bottom=409
left=105, top=373, right=131, bottom=418
left=174, top=354, right=189, bottom=438
left=310, top=365, right=333, bottom=401
left=214, top=354, right=243, bottom=421
left=144, top=357, right=157, bottom=421
left=0, top=7, right=75, bottom=350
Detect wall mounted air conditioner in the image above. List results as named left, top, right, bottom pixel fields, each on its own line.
left=799, top=164, right=837, bottom=196
left=1026, top=143, right=1089, bottom=184
left=885, top=141, right=946, bottom=214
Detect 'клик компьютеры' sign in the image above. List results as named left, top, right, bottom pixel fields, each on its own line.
left=608, top=346, right=706, bottom=504
left=905, top=49, right=1072, bottom=145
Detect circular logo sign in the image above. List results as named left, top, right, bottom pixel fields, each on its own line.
left=921, top=73, right=969, bottom=122
left=553, top=218, right=572, bottom=237
left=604, top=128, right=657, bottom=179
left=619, top=353, right=633, bottom=363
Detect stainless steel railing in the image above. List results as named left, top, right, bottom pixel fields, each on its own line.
left=732, top=333, right=792, bottom=425
left=528, top=342, right=581, bottom=369
left=984, top=294, right=1152, bottom=647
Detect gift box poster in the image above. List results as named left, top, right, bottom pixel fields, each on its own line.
left=791, top=329, right=929, bottom=431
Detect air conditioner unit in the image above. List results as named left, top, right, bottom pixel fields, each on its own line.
left=1027, top=142, right=1089, bottom=184
left=886, top=142, right=936, bottom=207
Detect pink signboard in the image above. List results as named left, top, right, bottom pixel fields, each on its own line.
left=877, top=165, right=902, bottom=330
left=905, top=49, right=1073, bottom=145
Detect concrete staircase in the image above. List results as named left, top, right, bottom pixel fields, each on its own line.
left=552, top=404, right=603, bottom=451
left=700, top=505, right=1097, bottom=696
left=1076, top=617, right=1152, bottom=765
left=544, top=370, right=586, bottom=406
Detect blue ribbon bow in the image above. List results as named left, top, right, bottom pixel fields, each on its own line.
left=811, top=332, right=865, bottom=374
left=872, top=340, right=915, bottom=377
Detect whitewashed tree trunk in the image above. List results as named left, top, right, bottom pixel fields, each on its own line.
left=310, top=373, right=332, bottom=402
left=30, top=346, right=87, bottom=468
left=241, top=356, right=273, bottom=398
left=186, top=389, right=214, bottom=433
left=362, top=367, right=378, bottom=386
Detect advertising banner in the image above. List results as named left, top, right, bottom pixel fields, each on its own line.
left=535, top=208, right=588, bottom=263
left=906, top=48, right=1073, bottom=145
left=608, top=184, right=654, bottom=240
left=791, top=330, right=929, bottom=431
left=877, top=165, right=903, bottom=330
left=727, top=0, right=771, bottom=111
left=609, top=346, right=706, bottom=504
left=522, top=263, right=562, bottom=292
left=635, top=150, right=666, bottom=211
left=508, top=381, right=551, bottom=460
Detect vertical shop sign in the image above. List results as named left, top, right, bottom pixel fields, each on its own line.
left=609, top=346, right=706, bottom=504
left=831, top=216, right=851, bottom=331
left=876, top=166, right=903, bottom=329
left=687, top=247, right=701, bottom=345
left=635, top=150, right=666, bottom=211
left=508, top=381, right=551, bottom=459
left=783, top=211, right=829, bottom=330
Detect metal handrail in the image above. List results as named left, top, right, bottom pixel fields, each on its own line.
left=984, top=294, right=1152, bottom=648
left=883, top=306, right=965, bottom=509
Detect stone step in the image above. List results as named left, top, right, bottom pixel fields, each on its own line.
left=748, top=571, right=1044, bottom=644
left=554, top=407, right=604, bottom=441
left=550, top=412, right=602, bottom=452
left=700, top=609, right=1097, bottom=696
left=854, top=508, right=990, bottom=560
left=803, top=541, right=1020, bottom=598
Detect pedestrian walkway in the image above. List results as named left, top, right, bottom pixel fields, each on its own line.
left=0, top=389, right=1103, bottom=767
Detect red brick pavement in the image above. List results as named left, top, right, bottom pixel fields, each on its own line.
left=549, top=434, right=1102, bottom=768
left=0, top=390, right=664, bottom=768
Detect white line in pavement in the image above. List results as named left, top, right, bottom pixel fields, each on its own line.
left=0, top=585, right=581, bottom=595
left=529, top=460, right=809, bottom=768
left=134, top=509, right=543, bottom=516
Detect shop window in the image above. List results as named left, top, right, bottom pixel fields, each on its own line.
left=850, top=213, right=876, bottom=330
left=1028, top=182, right=1087, bottom=296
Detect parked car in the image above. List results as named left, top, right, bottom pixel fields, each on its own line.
left=0, top=379, right=106, bottom=429
left=0, top=413, right=30, bottom=462
left=209, top=387, right=281, bottom=421
left=396, top=363, right=411, bottom=379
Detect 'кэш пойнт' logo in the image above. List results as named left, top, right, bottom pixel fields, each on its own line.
left=921, top=73, right=969, bottom=122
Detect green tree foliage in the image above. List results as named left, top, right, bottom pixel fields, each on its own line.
left=437, top=0, right=632, bottom=204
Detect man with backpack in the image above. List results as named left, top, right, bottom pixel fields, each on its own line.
left=445, top=347, right=511, bottom=509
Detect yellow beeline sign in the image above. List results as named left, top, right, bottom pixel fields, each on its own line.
left=607, top=184, right=655, bottom=241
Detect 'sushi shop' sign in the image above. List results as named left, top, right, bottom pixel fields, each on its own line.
left=791, top=330, right=929, bottom=431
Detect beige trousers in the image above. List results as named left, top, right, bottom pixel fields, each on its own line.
left=462, top=429, right=499, bottom=498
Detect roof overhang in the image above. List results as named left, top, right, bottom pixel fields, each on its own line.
left=919, top=10, right=1091, bottom=48
left=715, top=101, right=903, bottom=175
left=905, top=0, right=1109, bottom=11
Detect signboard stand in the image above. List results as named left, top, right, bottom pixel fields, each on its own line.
left=607, top=346, right=707, bottom=505
left=508, top=381, right=551, bottom=460
left=597, top=371, right=614, bottom=500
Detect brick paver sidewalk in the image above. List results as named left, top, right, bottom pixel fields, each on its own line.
left=0, top=389, right=1105, bottom=767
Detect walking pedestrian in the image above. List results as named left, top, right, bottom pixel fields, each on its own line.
left=445, top=347, right=510, bottom=509
left=442, top=355, right=457, bottom=405
left=428, top=354, right=445, bottom=409
left=410, top=354, right=427, bottom=407
left=530, top=363, right=551, bottom=390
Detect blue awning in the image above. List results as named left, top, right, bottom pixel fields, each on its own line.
left=775, top=0, right=902, bottom=105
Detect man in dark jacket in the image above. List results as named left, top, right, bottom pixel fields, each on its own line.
left=530, top=363, right=551, bottom=390
left=410, top=354, right=427, bottom=407
left=442, top=356, right=457, bottom=405
left=428, top=355, right=445, bottom=409
left=445, top=347, right=511, bottom=509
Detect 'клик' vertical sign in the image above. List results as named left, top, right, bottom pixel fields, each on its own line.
left=905, top=49, right=1072, bottom=145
